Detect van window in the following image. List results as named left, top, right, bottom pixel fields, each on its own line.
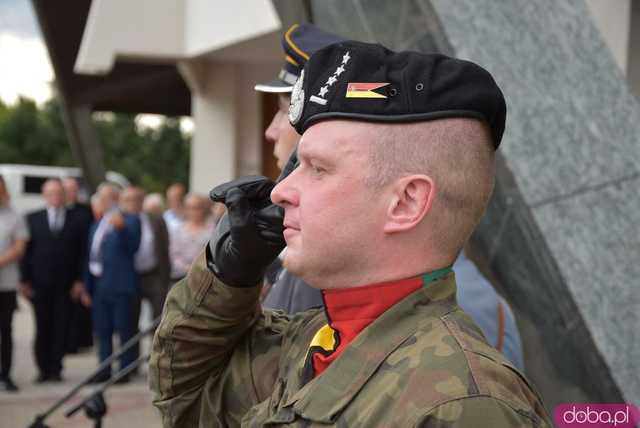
left=23, top=176, right=50, bottom=194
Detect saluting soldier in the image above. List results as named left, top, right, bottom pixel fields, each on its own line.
left=150, top=41, right=552, bottom=427
left=257, top=23, right=524, bottom=369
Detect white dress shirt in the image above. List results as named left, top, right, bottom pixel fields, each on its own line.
left=47, top=206, right=65, bottom=232
left=163, top=209, right=183, bottom=233
left=89, top=210, right=115, bottom=277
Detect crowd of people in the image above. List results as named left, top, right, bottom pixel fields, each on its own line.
left=0, top=176, right=222, bottom=391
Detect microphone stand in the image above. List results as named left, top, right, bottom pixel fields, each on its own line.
left=26, top=316, right=160, bottom=428
left=64, top=354, right=150, bottom=428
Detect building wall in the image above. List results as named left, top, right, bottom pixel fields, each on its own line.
left=184, top=0, right=280, bottom=57
left=626, top=2, right=640, bottom=96
left=585, top=0, right=631, bottom=74
left=75, top=0, right=184, bottom=74
left=188, top=62, right=237, bottom=194
left=185, top=0, right=310, bottom=192
left=585, top=0, right=640, bottom=97
left=235, top=62, right=280, bottom=177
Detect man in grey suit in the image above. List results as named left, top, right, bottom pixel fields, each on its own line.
left=121, top=187, right=170, bottom=324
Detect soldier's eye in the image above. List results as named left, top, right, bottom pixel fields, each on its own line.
left=311, top=165, right=325, bottom=174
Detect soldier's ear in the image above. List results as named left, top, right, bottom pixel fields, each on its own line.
left=383, top=175, right=434, bottom=234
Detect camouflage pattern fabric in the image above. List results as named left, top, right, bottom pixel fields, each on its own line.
left=149, top=251, right=552, bottom=427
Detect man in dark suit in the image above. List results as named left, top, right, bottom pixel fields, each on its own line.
left=20, top=178, right=88, bottom=382
left=62, top=177, right=94, bottom=352
left=63, top=177, right=93, bottom=226
left=85, top=183, right=141, bottom=383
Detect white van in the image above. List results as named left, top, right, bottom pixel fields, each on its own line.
left=0, top=164, right=130, bottom=214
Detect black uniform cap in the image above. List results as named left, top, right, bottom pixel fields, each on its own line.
left=287, top=41, right=507, bottom=148
left=254, top=23, right=345, bottom=93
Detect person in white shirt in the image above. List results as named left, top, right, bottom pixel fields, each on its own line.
left=0, top=176, right=29, bottom=392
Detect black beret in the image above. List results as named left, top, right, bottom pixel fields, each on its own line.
left=288, top=41, right=507, bottom=148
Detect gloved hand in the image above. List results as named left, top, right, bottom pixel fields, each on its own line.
left=207, top=176, right=286, bottom=287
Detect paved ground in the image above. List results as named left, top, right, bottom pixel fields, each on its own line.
left=0, top=296, right=161, bottom=428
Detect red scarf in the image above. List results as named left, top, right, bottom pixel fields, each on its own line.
left=309, top=276, right=424, bottom=378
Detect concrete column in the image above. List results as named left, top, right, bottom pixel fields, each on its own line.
left=235, top=63, right=278, bottom=177
left=180, top=59, right=280, bottom=193
left=181, top=61, right=238, bottom=194
left=58, top=97, right=106, bottom=192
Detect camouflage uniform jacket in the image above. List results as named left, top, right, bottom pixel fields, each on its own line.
left=150, top=251, right=552, bottom=427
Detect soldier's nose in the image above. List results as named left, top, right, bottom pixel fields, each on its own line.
left=271, top=176, right=298, bottom=208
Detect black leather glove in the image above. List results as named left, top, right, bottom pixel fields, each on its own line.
left=207, top=176, right=286, bottom=287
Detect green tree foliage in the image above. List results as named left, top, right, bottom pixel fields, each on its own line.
left=0, top=97, right=73, bottom=166
left=0, top=97, right=190, bottom=193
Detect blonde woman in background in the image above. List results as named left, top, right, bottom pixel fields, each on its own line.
left=168, top=193, right=212, bottom=281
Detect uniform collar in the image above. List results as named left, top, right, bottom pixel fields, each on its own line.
left=277, top=269, right=457, bottom=424
left=322, top=275, right=426, bottom=323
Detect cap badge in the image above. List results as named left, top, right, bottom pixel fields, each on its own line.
left=289, top=70, right=305, bottom=124
left=345, top=82, right=389, bottom=99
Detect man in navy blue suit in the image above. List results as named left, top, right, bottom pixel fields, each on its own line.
left=86, top=183, right=140, bottom=384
